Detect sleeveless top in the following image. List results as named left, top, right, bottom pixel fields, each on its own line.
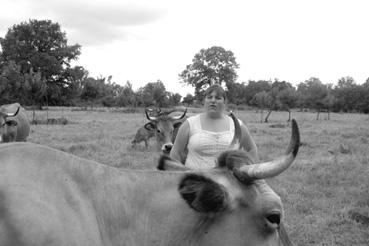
left=185, top=114, right=241, bottom=169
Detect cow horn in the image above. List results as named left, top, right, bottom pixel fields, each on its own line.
left=146, top=107, right=161, bottom=113
left=234, top=119, right=300, bottom=180
left=170, top=108, right=187, bottom=121
left=228, top=111, right=242, bottom=149
left=1, top=105, right=20, bottom=117
left=145, top=108, right=158, bottom=121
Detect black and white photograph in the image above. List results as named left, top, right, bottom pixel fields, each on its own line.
left=0, top=0, right=368, bottom=245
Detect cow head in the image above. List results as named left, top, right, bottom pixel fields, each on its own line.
left=0, top=104, right=20, bottom=143
left=144, top=108, right=187, bottom=154
left=158, top=118, right=300, bottom=246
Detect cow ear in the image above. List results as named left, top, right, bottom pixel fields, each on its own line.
left=6, top=120, right=17, bottom=127
left=144, top=122, right=155, bottom=131
left=173, top=121, right=183, bottom=129
left=178, top=174, right=228, bottom=213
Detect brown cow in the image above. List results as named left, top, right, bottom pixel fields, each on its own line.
left=0, top=103, right=30, bottom=143
left=131, top=125, right=155, bottom=148
left=144, top=108, right=187, bottom=154
left=0, top=118, right=299, bottom=246
left=131, top=107, right=162, bottom=149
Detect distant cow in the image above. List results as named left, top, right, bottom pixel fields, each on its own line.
left=0, top=117, right=299, bottom=246
left=0, top=103, right=30, bottom=143
left=131, top=125, right=155, bottom=148
left=131, top=107, right=162, bottom=149
left=144, top=108, right=187, bottom=154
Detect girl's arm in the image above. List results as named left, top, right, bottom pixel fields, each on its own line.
left=170, top=120, right=190, bottom=164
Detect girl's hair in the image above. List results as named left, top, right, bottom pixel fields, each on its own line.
left=204, top=84, right=226, bottom=100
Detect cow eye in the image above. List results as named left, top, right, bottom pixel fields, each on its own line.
left=264, top=211, right=281, bottom=232
left=157, top=129, right=161, bottom=133
left=266, top=213, right=280, bottom=225
left=5, top=121, right=17, bottom=127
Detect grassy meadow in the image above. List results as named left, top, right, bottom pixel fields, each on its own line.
left=25, top=107, right=369, bottom=246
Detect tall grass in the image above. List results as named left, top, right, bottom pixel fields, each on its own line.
left=27, top=108, right=368, bottom=245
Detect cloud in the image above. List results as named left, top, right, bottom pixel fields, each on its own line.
left=0, top=0, right=168, bottom=46
left=50, top=1, right=167, bottom=45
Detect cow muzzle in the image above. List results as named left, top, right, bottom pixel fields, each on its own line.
left=161, top=143, right=173, bottom=155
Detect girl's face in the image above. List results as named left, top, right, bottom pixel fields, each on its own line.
left=204, top=91, right=226, bottom=115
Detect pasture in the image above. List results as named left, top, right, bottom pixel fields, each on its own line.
left=26, top=107, right=369, bottom=245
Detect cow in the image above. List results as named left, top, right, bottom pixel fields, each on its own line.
left=131, top=107, right=162, bottom=149
left=0, top=116, right=299, bottom=246
left=144, top=107, right=187, bottom=154
left=0, top=103, right=30, bottom=143
left=131, top=125, right=155, bottom=148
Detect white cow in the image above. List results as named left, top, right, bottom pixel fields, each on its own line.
left=0, top=118, right=299, bottom=246
left=0, top=103, right=30, bottom=143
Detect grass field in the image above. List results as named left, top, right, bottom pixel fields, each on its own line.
left=26, top=107, right=369, bottom=245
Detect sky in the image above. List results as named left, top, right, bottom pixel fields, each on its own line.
left=1, top=0, right=368, bottom=96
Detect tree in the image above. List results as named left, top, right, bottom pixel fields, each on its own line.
left=0, top=61, right=25, bottom=105
left=138, top=80, right=169, bottom=107
left=226, top=82, right=247, bottom=105
left=23, top=68, right=47, bottom=121
left=364, top=77, right=369, bottom=87
left=337, top=76, right=355, bottom=88
left=182, top=93, right=195, bottom=105
left=296, top=82, right=309, bottom=111
left=244, top=80, right=272, bottom=105
left=250, top=91, right=273, bottom=123
left=357, top=79, right=369, bottom=113
left=0, top=19, right=81, bottom=106
left=321, top=89, right=336, bottom=120
left=260, top=79, right=293, bottom=122
left=116, top=81, right=137, bottom=107
left=277, top=87, right=298, bottom=121
left=168, top=93, right=182, bottom=106
left=333, top=76, right=360, bottom=112
left=59, top=66, right=88, bottom=106
left=298, top=77, right=328, bottom=120
left=80, top=77, right=106, bottom=107
left=99, top=76, right=123, bottom=107
left=179, top=46, right=239, bottom=100
left=23, top=68, right=47, bottom=106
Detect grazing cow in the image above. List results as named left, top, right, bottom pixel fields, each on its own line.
left=131, top=107, right=162, bottom=149
left=0, top=103, right=30, bottom=143
left=0, top=116, right=299, bottom=246
left=144, top=108, right=187, bottom=154
left=131, top=125, right=155, bottom=148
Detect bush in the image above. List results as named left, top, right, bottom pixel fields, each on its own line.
left=32, top=117, right=69, bottom=125
left=101, top=96, right=115, bottom=107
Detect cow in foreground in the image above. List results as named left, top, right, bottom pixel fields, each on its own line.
left=144, top=107, right=187, bottom=154
left=0, top=103, right=30, bottom=143
left=0, top=116, right=299, bottom=246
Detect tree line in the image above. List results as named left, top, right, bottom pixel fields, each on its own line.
left=225, top=76, right=369, bottom=121
left=1, top=19, right=369, bottom=118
